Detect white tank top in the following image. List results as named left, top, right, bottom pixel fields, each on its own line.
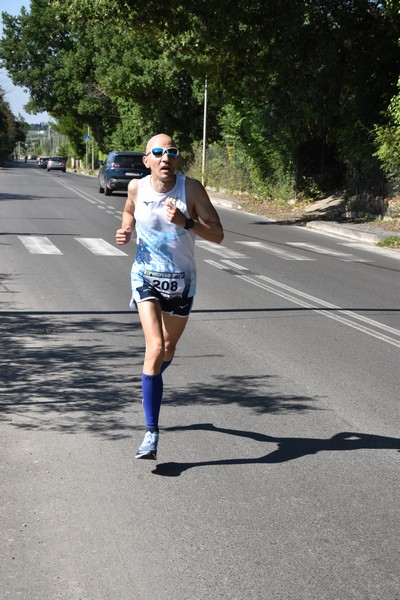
left=132, top=174, right=196, bottom=298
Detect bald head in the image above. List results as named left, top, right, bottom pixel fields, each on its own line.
left=145, top=133, right=176, bottom=155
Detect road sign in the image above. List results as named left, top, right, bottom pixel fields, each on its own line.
left=84, top=135, right=90, bottom=142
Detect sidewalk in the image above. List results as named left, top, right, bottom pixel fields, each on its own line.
left=208, top=191, right=400, bottom=247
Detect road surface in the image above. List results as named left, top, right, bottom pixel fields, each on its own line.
left=1, top=160, right=399, bottom=599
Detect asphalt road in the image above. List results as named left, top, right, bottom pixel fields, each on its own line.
left=1, top=160, right=399, bottom=600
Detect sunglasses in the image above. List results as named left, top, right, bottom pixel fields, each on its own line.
left=146, top=147, right=179, bottom=158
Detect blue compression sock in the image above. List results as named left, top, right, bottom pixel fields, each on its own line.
left=160, top=359, right=172, bottom=374
left=142, top=373, right=163, bottom=431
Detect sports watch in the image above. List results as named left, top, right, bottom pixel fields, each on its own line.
left=184, top=217, right=194, bottom=230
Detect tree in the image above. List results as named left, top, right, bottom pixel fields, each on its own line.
left=0, top=1, right=116, bottom=156
left=0, top=87, right=29, bottom=161
left=1, top=0, right=399, bottom=194
left=374, top=77, right=400, bottom=189
left=0, top=88, right=16, bottom=160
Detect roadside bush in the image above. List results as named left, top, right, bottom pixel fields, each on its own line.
left=186, top=141, right=295, bottom=203
left=374, top=79, right=400, bottom=191
left=345, top=194, right=388, bottom=219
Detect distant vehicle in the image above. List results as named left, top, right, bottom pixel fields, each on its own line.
left=47, top=156, right=66, bottom=173
left=27, top=155, right=37, bottom=160
left=37, top=156, right=50, bottom=168
left=98, top=151, right=150, bottom=196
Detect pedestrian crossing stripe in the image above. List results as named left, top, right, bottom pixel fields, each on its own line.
left=236, top=240, right=315, bottom=261
left=286, top=242, right=353, bottom=257
left=17, top=236, right=128, bottom=256
left=196, top=240, right=245, bottom=258
left=75, top=238, right=128, bottom=256
left=18, top=236, right=63, bottom=255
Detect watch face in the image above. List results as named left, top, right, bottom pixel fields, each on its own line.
left=185, top=218, right=194, bottom=229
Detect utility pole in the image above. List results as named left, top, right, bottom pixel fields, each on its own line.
left=201, top=77, right=208, bottom=186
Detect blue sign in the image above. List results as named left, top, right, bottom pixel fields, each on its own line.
left=84, top=135, right=90, bottom=142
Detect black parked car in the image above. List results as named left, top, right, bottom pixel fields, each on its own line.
left=98, top=151, right=150, bottom=196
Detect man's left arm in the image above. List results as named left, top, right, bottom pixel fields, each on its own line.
left=164, top=178, right=224, bottom=244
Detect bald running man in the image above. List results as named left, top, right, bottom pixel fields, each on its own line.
left=116, top=133, right=224, bottom=459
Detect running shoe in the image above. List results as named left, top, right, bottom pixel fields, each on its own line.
left=135, top=431, right=159, bottom=460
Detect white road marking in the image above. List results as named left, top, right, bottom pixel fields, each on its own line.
left=237, top=240, right=315, bottom=261
left=203, top=260, right=230, bottom=270
left=221, top=260, right=250, bottom=271
left=286, top=242, right=353, bottom=257
left=341, top=242, right=400, bottom=260
left=52, top=177, right=100, bottom=205
left=236, top=274, right=400, bottom=348
left=18, top=236, right=63, bottom=255
left=286, top=242, right=366, bottom=262
left=196, top=240, right=245, bottom=258
left=75, top=238, right=128, bottom=256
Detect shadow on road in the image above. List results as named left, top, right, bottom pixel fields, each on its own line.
left=152, top=424, right=400, bottom=476
left=0, top=311, right=142, bottom=439
left=1, top=309, right=320, bottom=439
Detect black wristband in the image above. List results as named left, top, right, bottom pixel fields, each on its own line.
left=184, top=217, right=194, bottom=230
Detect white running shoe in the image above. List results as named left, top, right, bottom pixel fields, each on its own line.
left=135, top=431, right=159, bottom=460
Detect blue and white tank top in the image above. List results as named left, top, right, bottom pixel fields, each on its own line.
left=132, top=173, right=196, bottom=298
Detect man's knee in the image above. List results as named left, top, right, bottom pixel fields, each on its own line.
left=146, top=340, right=165, bottom=361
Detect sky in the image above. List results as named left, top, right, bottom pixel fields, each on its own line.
left=0, top=0, right=49, bottom=124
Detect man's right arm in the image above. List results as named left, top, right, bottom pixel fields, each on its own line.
left=115, top=180, right=138, bottom=245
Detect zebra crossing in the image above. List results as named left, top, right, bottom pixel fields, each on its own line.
left=18, top=236, right=63, bottom=255
left=17, top=235, right=128, bottom=256
left=8, top=233, right=400, bottom=347
left=37, top=177, right=399, bottom=261
left=10, top=235, right=399, bottom=261
left=75, top=238, right=128, bottom=256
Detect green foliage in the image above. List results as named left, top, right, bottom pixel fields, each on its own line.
left=374, top=79, right=400, bottom=189
left=336, top=122, right=383, bottom=193
left=377, top=235, right=400, bottom=248
left=0, top=87, right=29, bottom=161
left=374, top=123, right=400, bottom=188
left=1, top=0, right=400, bottom=193
left=0, top=92, right=16, bottom=160
left=0, top=1, right=117, bottom=157
left=186, top=140, right=295, bottom=203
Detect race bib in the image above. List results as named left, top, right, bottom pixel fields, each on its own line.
left=144, top=270, right=185, bottom=298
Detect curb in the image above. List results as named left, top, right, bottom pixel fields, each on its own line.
left=209, top=195, right=238, bottom=210
left=209, top=194, right=398, bottom=246
left=304, top=221, right=384, bottom=244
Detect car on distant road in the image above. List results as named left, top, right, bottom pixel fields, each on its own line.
left=47, top=156, right=66, bottom=172
left=98, top=151, right=150, bottom=196
left=27, top=155, right=37, bottom=160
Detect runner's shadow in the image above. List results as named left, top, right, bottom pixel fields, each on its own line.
left=152, top=423, right=400, bottom=477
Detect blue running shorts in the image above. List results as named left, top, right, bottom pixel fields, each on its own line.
left=130, top=273, right=194, bottom=317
